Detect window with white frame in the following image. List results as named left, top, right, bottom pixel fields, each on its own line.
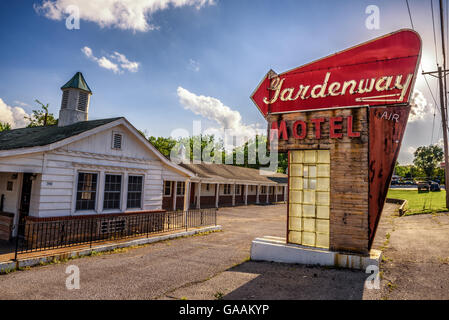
left=103, top=174, right=122, bottom=210
left=76, top=172, right=98, bottom=211
left=177, top=182, right=185, bottom=196
left=235, top=184, right=241, bottom=195
left=164, top=181, right=172, bottom=196
left=261, top=186, right=267, bottom=194
left=127, top=175, right=143, bottom=209
left=223, top=184, right=231, bottom=195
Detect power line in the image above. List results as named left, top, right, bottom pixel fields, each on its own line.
left=410, top=1, right=441, bottom=144
left=431, top=0, right=440, bottom=65
left=425, top=74, right=439, bottom=144
left=406, top=0, right=415, bottom=29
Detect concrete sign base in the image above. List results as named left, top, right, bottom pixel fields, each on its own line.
left=250, top=236, right=381, bottom=270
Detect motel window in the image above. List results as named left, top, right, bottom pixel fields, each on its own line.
left=76, top=172, right=98, bottom=211
left=177, top=182, right=185, bottom=196
left=164, top=181, right=172, bottom=196
left=235, top=185, right=241, bottom=195
left=127, top=175, right=143, bottom=209
left=103, top=174, right=122, bottom=210
left=206, top=184, right=210, bottom=191
left=223, top=184, right=231, bottom=195
left=261, top=186, right=267, bottom=194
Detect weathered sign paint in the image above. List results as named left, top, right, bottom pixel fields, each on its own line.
left=251, top=29, right=421, bottom=117
left=254, top=29, right=421, bottom=253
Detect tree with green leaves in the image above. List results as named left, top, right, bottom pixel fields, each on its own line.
left=0, top=122, right=11, bottom=132
left=413, top=145, right=444, bottom=178
left=147, top=136, right=178, bottom=158
left=146, top=133, right=288, bottom=173
left=25, top=99, right=58, bottom=127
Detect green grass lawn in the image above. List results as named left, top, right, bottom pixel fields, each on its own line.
left=387, top=189, right=448, bottom=215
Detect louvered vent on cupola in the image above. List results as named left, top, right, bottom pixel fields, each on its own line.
left=61, top=90, right=69, bottom=109
left=77, top=91, right=88, bottom=112
left=112, top=132, right=123, bottom=149
left=58, top=72, right=92, bottom=126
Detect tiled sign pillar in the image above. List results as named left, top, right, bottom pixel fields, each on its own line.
left=271, top=107, right=369, bottom=254
left=288, top=150, right=331, bottom=248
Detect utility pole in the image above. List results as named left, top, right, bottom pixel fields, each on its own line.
left=421, top=0, right=449, bottom=208
left=423, top=67, right=449, bottom=208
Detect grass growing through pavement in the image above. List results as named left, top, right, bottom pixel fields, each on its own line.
left=387, top=189, right=448, bottom=215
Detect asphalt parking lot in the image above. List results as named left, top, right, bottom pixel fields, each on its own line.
left=0, top=203, right=448, bottom=300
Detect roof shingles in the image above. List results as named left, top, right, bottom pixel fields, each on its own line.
left=0, top=118, right=122, bottom=151
left=180, top=163, right=287, bottom=184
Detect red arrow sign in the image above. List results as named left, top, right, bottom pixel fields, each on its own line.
left=251, top=29, right=422, bottom=117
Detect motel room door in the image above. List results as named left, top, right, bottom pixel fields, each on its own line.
left=288, top=150, right=330, bottom=249
left=18, top=173, right=33, bottom=235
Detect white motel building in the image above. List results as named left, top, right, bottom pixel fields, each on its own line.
left=0, top=72, right=286, bottom=241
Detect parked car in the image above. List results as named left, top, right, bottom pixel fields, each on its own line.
left=429, top=181, right=441, bottom=191
left=417, top=180, right=441, bottom=192
left=417, top=181, right=430, bottom=191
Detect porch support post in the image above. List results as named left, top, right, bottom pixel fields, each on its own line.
left=121, top=172, right=129, bottom=212
left=97, top=171, right=105, bottom=213
left=275, top=186, right=278, bottom=203
left=284, top=185, right=287, bottom=202
left=256, top=185, right=260, bottom=204
left=215, top=183, right=220, bottom=208
left=244, top=184, right=248, bottom=206
left=266, top=185, right=269, bottom=204
left=184, top=180, right=190, bottom=212
left=196, top=182, right=201, bottom=209
left=232, top=183, right=236, bottom=207
left=173, top=181, right=178, bottom=211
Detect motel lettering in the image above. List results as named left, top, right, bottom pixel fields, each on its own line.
left=270, top=115, right=361, bottom=141
left=263, top=72, right=414, bottom=105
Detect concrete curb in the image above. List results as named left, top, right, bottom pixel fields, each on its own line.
left=386, top=198, right=408, bottom=216
left=0, top=225, right=222, bottom=274
left=250, top=236, right=382, bottom=270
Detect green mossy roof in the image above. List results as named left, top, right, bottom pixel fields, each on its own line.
left=0, top=118, right=122, bottom=151
left=61, top=72, right=92, bottom=93
left=180, top=163, right=287, bottom=184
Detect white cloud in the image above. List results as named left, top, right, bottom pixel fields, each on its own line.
left=409, top=89, right=430, bottom=122
left=111, top=52, right=140, bottom=72
left=13, top=100, right=31, bottom=108
left=188, top=59, right=200, bottom=72
left=0, top=98, right=30, bottom=129
left=82, top=46, right=139, bottom=74
left=34, top=0, right=215, bottom=32
left=177, top=87, right=263, bottom=148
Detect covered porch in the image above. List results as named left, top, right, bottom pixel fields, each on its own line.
left=0, top=170, right=41, bottom=241
left=165, top=180, right=288, bottom=210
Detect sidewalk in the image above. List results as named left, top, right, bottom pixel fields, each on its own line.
left=0, top=225, right=222, bottom=272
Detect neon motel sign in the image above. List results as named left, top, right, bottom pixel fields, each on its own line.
left=250, top=29, right=422, bottom=250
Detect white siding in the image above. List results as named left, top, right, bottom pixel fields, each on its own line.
left=64, top=124, right=157, bottom=160
left=0, top=172, right=21, bottom=214
left=200, top=183, right=216, bottom=196
left=0, top=123, right=189, bottom=218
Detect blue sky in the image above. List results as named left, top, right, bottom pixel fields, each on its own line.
left=0, top=0, right=444, bottom=164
